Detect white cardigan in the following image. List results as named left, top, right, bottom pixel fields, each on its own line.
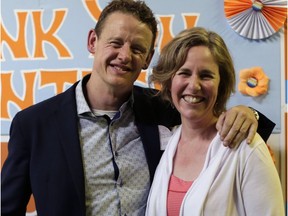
left=146, top=125, right=284, bottom=216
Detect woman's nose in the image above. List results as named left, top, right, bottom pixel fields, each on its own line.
left=188, top=76, right=201, bottom=91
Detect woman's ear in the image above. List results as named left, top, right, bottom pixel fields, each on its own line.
left=87, top=29, right=97, bottom=54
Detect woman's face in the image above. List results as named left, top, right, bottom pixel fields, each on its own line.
left=171, top=45, right=220, bottom=123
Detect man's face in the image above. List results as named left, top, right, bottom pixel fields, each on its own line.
left=88, top=12, right=154, bottom=93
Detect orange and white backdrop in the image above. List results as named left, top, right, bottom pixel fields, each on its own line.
left=1, top=0, right=287, bottom=214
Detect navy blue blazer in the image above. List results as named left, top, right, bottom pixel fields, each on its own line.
left=1, top=76, right=275, bottom=216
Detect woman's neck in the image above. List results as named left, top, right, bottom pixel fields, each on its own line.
left=180, top=117, right=218, bottom=143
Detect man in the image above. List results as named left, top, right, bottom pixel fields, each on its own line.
left=1, top=0, right=275, bottom=215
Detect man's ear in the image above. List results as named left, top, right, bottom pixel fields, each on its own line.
left=143, top=49, right=155, bottom=69
left=87, top=29, right=97, bottom=54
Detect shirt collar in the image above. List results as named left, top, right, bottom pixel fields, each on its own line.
left=75, top=75, right=134, bottom=117
left=75, top=78, right=92, bottom=116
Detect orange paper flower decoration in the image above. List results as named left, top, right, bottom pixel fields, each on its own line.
left=224, top=0, right=287, bottom=39
left=238, top=67, right=269, bottom=96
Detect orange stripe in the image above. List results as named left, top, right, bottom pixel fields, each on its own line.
left=285, top=20, right=287, bottom=81
left=262, top=7, right=287, bottom=31
left=284, top=19, right=287, bottom=204
left=224, top=0, right=252, bottom=18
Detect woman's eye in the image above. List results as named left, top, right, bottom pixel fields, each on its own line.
left=177, top=71, right=190, bottom=76
left=201, top=73, right=214, bottom=79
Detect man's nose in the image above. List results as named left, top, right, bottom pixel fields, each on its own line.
left=118, top=45, right=132, bottom=63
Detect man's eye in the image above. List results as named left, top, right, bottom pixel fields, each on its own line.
left=132, top=47, right=145, bottom=54
left=110, top=41, right=121, bottom=47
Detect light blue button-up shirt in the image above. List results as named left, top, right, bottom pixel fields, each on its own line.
left=75, top=80, right=150, bottom=216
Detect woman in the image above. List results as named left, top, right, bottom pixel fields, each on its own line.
left=146, top=27, right=284, bottom=216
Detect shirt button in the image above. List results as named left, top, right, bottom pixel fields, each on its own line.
left=117, top=178, right=123, bottom=187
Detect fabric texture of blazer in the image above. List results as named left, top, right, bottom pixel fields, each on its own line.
left=1, top=75, right=275, bottom=216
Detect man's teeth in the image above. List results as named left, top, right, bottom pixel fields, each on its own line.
left=184, top=96, right=201, bottom=103
left=115, top=66, right=123, bottom=71
left=114, top=66, right=128, bottom=72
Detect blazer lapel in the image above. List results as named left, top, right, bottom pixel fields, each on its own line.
left=133, top=86, right=163, bottom=183
left=136, top=122, right=163, bottom=183
left=54, top=84, right=86, bottom=214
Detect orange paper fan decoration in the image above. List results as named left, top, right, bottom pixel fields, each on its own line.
left=224, top=0, right=287, bottom=39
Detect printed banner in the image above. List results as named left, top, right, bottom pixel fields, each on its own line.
left=1, top=0, right=287, bottom=215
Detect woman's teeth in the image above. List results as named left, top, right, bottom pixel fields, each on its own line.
left=183, top=96, right=202, bottom=103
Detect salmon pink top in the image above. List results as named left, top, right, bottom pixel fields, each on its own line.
left=167, top=174, right=193, bottom=216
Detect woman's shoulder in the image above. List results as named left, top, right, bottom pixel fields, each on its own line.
left=237, top=133, right=275, bottom=165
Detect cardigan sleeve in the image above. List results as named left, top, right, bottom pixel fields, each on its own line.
left=240, top=136, right=284, bottom=216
